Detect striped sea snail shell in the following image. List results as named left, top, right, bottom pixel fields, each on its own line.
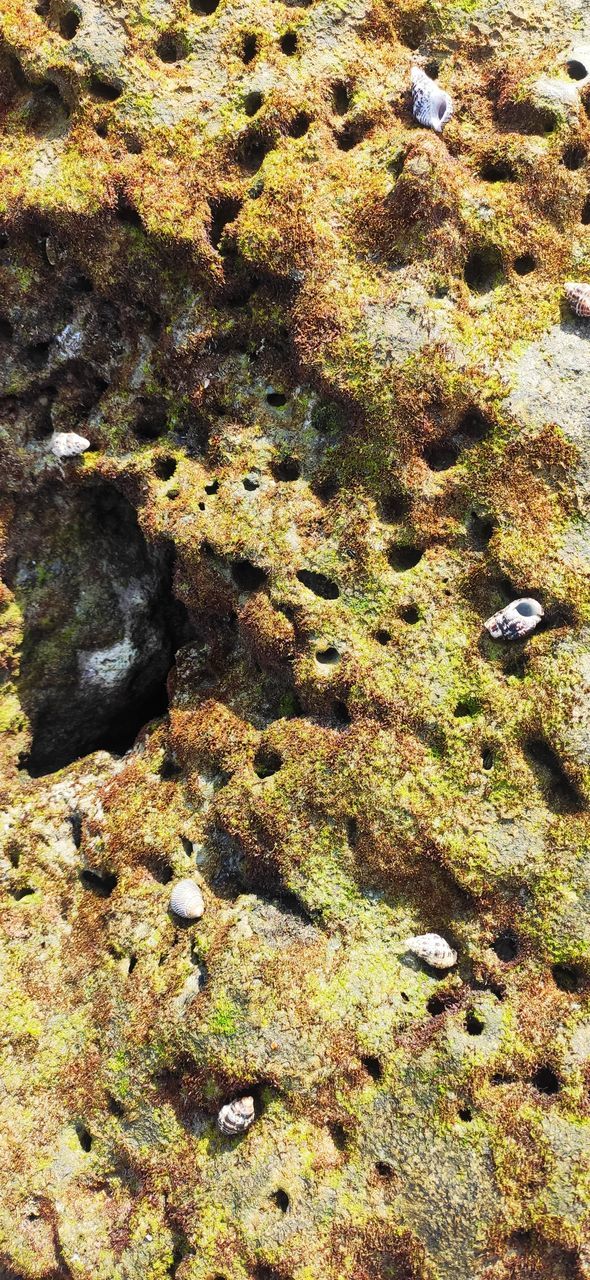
left=217, top=1095, right=255, bottom=1136
left=565, top=281, right=590, bottom=318
left=404, top=933, right=458, bottom=969
left=411, top=67, right=453, bottom=134
left=169, top=878, right=204, bottom=920
left=49, top=431, right=90, bottom=458
left=484, top=598, right=543, bottom=641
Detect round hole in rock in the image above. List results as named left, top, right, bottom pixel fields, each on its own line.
left=465, top=1010, right=485, bottom=1036
left=209, top=196, right=242, bottom=250
left=336, top=122, right=364, bottom=151
left=492, top=931, right=518, bottom=962
left=26, top=340, right=51, bottom=368
left=562, top=143, right=586, bottom=170
left=426, top=995, right=445, bottom=1016
left=329, top=1122, right=348, bottom=1150
left=124, top=133, right=143, bottom=154
left=289, top=111, right=311, bottom=138
left=566, top=59, right=588, bottom=81
left=532, top=1065, right=560, bottom=1094
left=253, top=747, right=282, bottom=778
left=316, top=645, right=340, bottom=665
left=297, top=568, right=340, bottom=600
left=107, top=1095, right=125, bottom=1117
left=424, top=442, right=457, bottom=471
left=153, top=456, right=177, bottom=482
left=271, top=1189, right=289, bottom=1212
left=204, top=479, right=219, bottom=494
left=400, top=605, right=420, bottom=626
left=333, top=699, right=350, bottom=726
left=280, top=31, right=298, bottom=54
left=135, top=404, right=168, bottom=439
left=75, top=1124, right=92, bottom=1152
left=243, top=475, right=260, bottom=491
left=375, top=1160, right=394, bottom=1178
left=480, top=158, right=515, bottom=182
left=241, top=32, right=258, bottom=63
left=454, top=697, right=481, bottom=718
left=481, top=747, right=494, bottom=770
left=266, top=390, right=287, bottom=407
left=80, top=868, right=118, bottom=896
left=458, top=1106, right=472, bottom=1122
left=149, top=860, right=173, bottom=884
left=514, top=253, right=536, bottom=276
left=239, top=138, right=268, bottom=175
left=375, top=628, right=391, bottom=644
left=156, top=33, right=185, bottom=63
left=0, top=318, right=14, bottom=342
left=160, top=755, right=182, bottom=780
left=468, top=511, right=494, bottom=548
left=332, top=81, right=350, bottom=115
left=464, top=246, right=504, bottom=294
left=12, top=887, right=35, bottom=901
left=581, top=197, right=590, bottom=225
left=244, top=89, right=263, bottom=116
left=424, top=59, right=440, bottom=78
left=89, top=73, right=123, bottom=101
left=190, top=0, right=219, bottom=11
left=376, top=488, right=404, bottom=519
left=552, top=963, right=580, bottom=993
left=231, top=559, right=268, bottom=591
left=273, top=456, right=300, bottom=481
left=388, top=544, right=424, bottom=572
left=59, top=8, right=80, bottom=38
left=362, top=1055, right=382, bottom=1081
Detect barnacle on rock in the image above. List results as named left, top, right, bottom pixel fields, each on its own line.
left=403, top=934, right=458, bottom=970
left=565, top=281, right=590, bottom=317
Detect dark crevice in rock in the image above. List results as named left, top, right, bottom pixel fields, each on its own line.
left=8, top=482, right=193, bottom=775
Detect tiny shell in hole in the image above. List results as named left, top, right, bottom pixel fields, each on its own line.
left=565, top=282, right=590, bottom=318
left=404, top=933, right=457, bottom=969
left=484, top=598, right=543, bottom=640
left=49, top=431, right=90, bottom=458
left=169, top=878, right=204, bottom=919
left=218, top=1095, right=255, bottom=1135
left=411, top=67, right=453, bottom=133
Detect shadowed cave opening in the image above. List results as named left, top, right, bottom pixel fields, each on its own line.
left=9, top=482, right=193, bottom=776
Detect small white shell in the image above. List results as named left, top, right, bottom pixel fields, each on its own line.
left=565, top=282, right=590, bottom=318
left=217, top=1095, right=255, bottom=1136
left=404, top=933, right=457, bottom=969
left=411, top=67, right=453, bottom=134
left=49, top=431, right=90, bottom=459
left=484, top=598, right=544, bottom=641
left=169, top=878, right=204, bottom=920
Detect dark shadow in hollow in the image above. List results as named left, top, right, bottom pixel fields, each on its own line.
left=8, top=481, right=193, bottom=775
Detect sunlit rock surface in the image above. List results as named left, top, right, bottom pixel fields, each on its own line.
left=1, top=0, right=590, bottom=1276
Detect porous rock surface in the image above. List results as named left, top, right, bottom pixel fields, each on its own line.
left=1, top=0, right=590, bottom=1275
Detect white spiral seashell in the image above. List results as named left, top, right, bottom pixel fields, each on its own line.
left=49, top=431, right=90, bottom=459
left=217, top=1095, right=255, bottom=1136
left=411, top=66, right=453, bottom=133
left=484, top=598, right=544, bottom=641
left=404, top=933, right=457, bottom=969
left=565, top=282, right=590, bottom=318
left=169, top=878, right=204, bottom=919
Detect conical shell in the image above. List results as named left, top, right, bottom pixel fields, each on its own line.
left=404, top=933, right=457, bottom=969
left=169, top=878, right=204, bottom=920
left=484, top=598, right=543, bottom=641
left=565, top=282, right=590, bottom=318
left=217, top=1095, right=255, bottom=1136
left=411, top=67, right=453, bottom=133
left=49, top=431, right=90, bottom=458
